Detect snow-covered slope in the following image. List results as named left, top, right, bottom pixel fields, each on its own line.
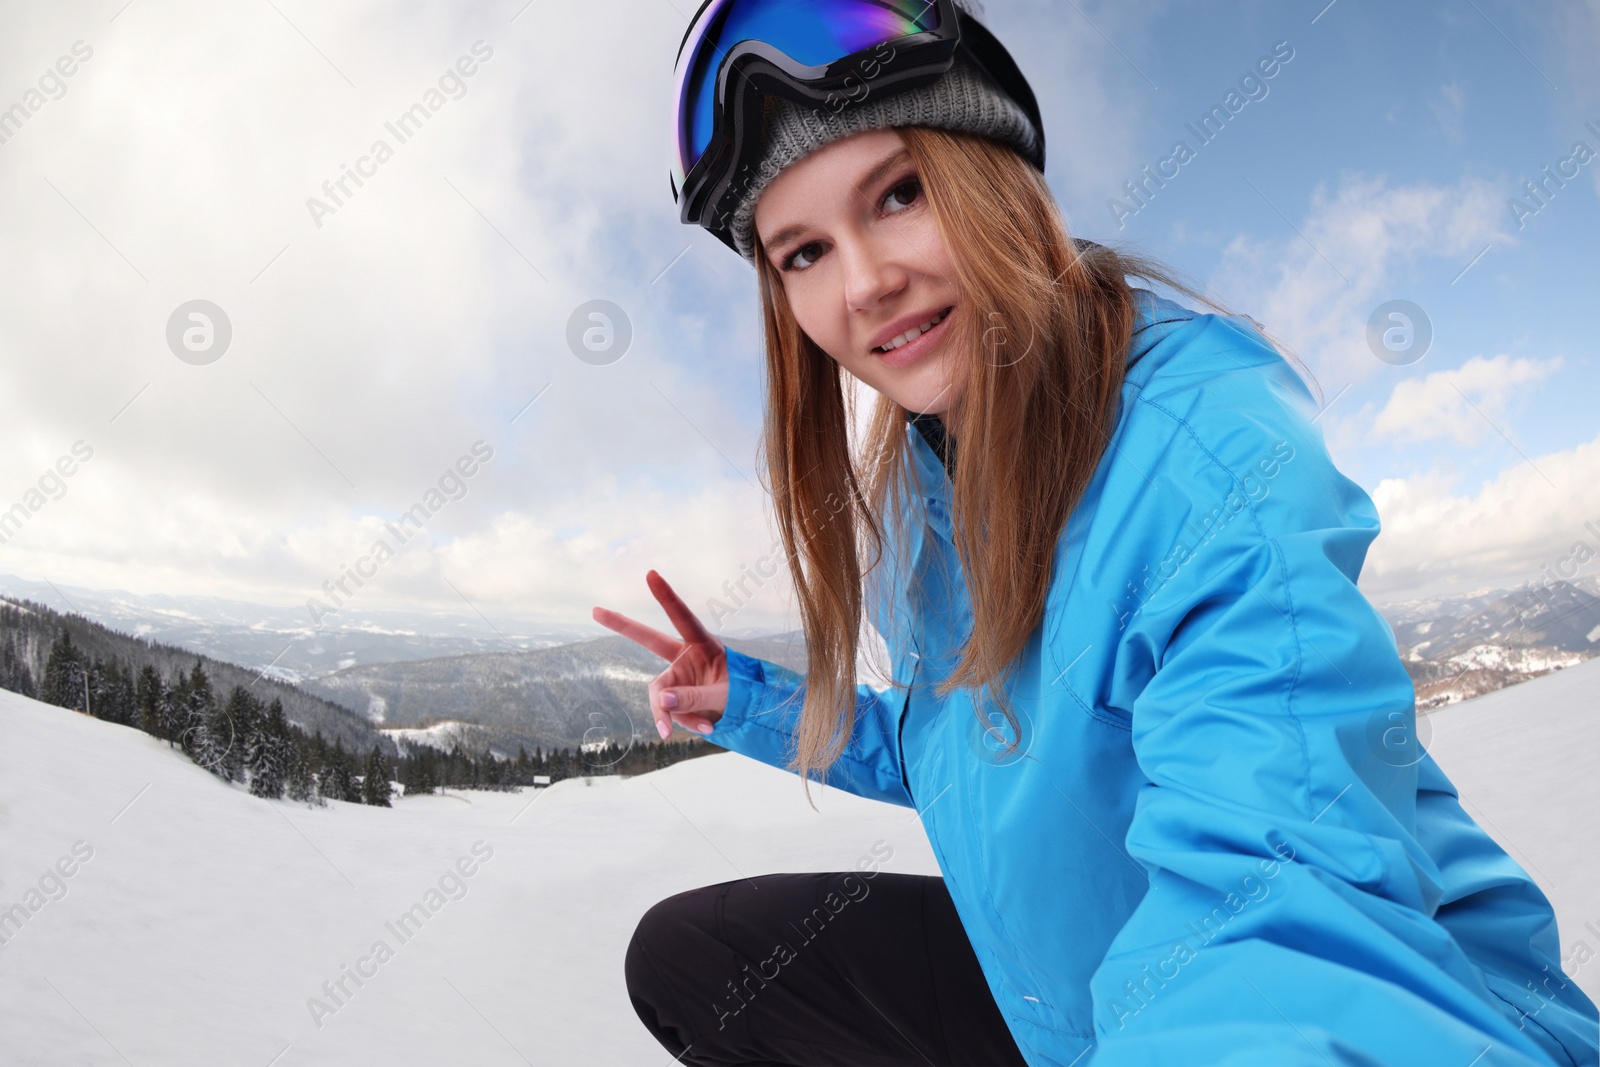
left=1424, top=656, right=1600, bottom=1003
left=0, top=692, right=939, bottom=1065
left=0, top=657, right=1594, bottom=1065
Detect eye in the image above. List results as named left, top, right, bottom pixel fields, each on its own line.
left=880, top=176, right=922, bottom=214
left=774, top=176, right=921, bottom=271
left=781, top=240, right=826, bottom=272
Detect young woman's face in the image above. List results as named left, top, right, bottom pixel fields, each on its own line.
left=754, top=128, right=965, bottom=419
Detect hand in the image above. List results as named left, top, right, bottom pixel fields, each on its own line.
left=592, top=569, right=729, bottom=741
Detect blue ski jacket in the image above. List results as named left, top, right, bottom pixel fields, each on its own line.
left=706, top=289, right=1599, bottom=1066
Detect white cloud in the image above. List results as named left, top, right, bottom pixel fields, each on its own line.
left=0, top=0, right=1148, bottom=634
left=1211, top=172, right=1512, bottom=391
left=4, top=1, right=1587, bottom=639
left=1202, top=169, right=1596, bottom=606
left=0, top=438, right=787, bottom=630
left=1362, top=426, right=1600, bottom=603
left=1369, top=353, right=1563, bottom=445
left=0, top=0, right=783, bottom=626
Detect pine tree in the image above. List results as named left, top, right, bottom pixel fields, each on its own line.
left=400, top=745, right=418, bottom=796
left=401, top=744, right=438, bottom=796
left=90, top=656, right=134, bottom=727
left=248, top=698, right=291, bottom=800
left=165, top=671, right=191, bottom=750
left=284, top=731, right=323, bottom=806
left=362, top=745, right=393, bottom=807
left=344, top=744, right=364, bottom=802
left=41, top=629, right=86, bottom=712
left=321, top=738, right=360, bottom=803
left=136, top=665, right=165, bottom=740
left=216, top=687, right=259, bottom=784
left=86, top=654, right=113, bottom=723
left=0, top=634, right=36, bottom=698
left=444, top=741, right=464, bottom=790
left=308, top=730, right=329, bottom=773
left=113, top=659, right=137, bottom=726
left=182, top=662, right=225, bottom=772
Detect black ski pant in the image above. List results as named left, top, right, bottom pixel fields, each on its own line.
left=625, top=871, right=1030, bottom=1066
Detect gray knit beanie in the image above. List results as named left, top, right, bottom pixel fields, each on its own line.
left=730, top=53, right=1041, bottom=262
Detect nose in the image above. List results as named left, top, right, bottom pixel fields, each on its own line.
left=840, top=230, right=909, bottom=317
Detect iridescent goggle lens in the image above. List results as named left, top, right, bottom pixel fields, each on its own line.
left=672, top=0, right=942, bottom=183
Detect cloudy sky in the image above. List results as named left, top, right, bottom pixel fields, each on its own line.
left=0, top=0, right=1596, bottom=638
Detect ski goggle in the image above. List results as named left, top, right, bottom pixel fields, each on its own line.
left=669, top=0, right=1043, bottom=254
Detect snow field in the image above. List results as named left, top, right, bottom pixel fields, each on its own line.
left=0, top=692, right=939, bottom=1065
left=0, top=655, right=1594, bottom=1064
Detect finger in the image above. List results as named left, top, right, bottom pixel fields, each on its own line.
left=658, top=684, right=725, bottom=716
left=592, top=605, right=682, bottom=662
left=666, top=712, right=716, bottom=736
left=646, top=676, right=674, bottom=740
left=646, top=569, right=715, bottom=646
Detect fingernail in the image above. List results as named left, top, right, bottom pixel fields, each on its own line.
left=695, top=722, right=713, bottom=734
left=660, top=691, right=678, bottom=709
left=657, top=719, right=670, bottom=740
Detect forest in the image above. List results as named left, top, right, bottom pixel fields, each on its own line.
left=0, top=598, right=721, bottom=807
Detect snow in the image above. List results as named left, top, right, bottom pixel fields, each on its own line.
left=1424, top=655, right=1600, bottom=1003
left=1445, top=643, right=1587, bottom=675
left=0, top=657, right=1594, bottom=1065
left=0, top=690, right=938, bottom=1065
left=257, top=665, right=306, bottom=686
left=598, top=664, right=659, bottom=683
left=147, top=606, right=203, bottom=621
left=380, top=720, right=482, bottom=753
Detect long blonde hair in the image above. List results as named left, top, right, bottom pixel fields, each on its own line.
left=750, top=124, right=1311, bottom=808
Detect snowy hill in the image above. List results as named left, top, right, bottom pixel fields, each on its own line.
left=306, top=631, right=811, bottom=757
left=1376, top=578, right=1600, bottom=708
left=0, top=659, right=1594, bottom=1065
left=1423, top=655, right=1600, bottom=1000
left=0, top=688, right=939, bottom=1065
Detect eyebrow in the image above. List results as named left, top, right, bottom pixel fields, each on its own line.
left=759, top=145, right=914, bottom=257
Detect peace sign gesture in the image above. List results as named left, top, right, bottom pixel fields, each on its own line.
left=592, top=570, right=728, bottom=740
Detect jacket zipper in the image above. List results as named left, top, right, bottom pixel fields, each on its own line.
left=897, top=651, right=917, bottom=808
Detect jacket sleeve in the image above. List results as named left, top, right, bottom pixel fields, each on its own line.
left=1411, top=753, right=1599, bottom=1062
left=704, top=645, right=916, bottom=808
left=1086, top=396, right=1594, bottom=1065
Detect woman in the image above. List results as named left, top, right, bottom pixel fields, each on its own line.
left=597, top=2, right=1600, bottom=1064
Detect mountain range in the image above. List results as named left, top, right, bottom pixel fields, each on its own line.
left=3, top=570, right=1592, bottom=752
left=1381, top=573, right=1600, bottom=708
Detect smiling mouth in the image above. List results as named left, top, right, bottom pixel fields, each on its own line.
left=875, top=306, right=955, bottom=354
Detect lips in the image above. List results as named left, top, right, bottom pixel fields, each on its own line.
left=869, top=305, right=957, bottom=371
left=871, top=306, right=955, bottom=355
